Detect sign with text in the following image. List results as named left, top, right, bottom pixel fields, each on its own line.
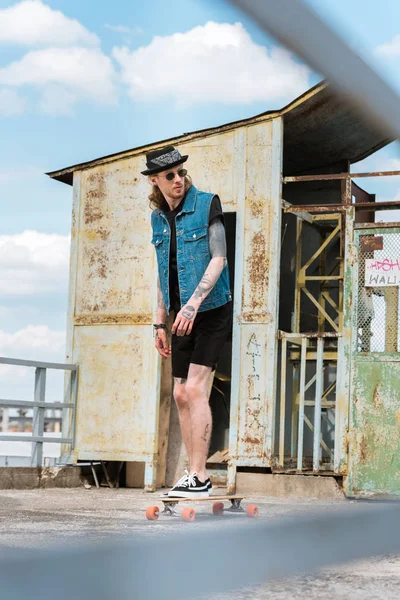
left=365, top=258, right=400, bottom=286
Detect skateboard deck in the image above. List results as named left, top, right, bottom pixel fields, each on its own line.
left=146, top=494, right=259, bottom=522
left=161, top=494, right=244, bottom=503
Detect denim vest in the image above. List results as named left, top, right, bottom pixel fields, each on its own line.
left=151, top=185, right=232, bottom=314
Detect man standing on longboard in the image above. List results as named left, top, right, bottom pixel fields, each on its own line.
left=143, top=145, right=232, bottom=498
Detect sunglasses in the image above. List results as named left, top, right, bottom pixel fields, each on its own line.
left=159, top=168, right=187, bottom=181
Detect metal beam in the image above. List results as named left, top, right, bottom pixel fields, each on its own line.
left=0, top=357, right=77, bottom=371
left=284, top=171, right=400, bottom=183
left=0, top=436, right=72, bottom=443
left=230, top=0, right=400, bottom=139
left=0, top=400, right=74, bottom=409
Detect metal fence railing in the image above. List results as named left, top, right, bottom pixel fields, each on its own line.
left=277, top=332, right=339, bottom=473
left=0, top=357, right=78, bottom=467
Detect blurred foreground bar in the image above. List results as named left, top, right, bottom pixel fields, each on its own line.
left=231, top=0, right=400, bottom=140
left=2, top=503, right=400, bottom=599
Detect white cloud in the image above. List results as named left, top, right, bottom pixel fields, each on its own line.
left=39, top=84, right=77, bottom=116
left=352, top=148, right=400, bottom=173
left=375, top=35, right=400, bottom=58
left=0, top=47, right=117, bottom=111
left=113, top=21, right=310, bottom=106
left=0, top=230, right=70, bottom=296
left=0, top=325, right=65, bottom=355
left=0, top=325, right=66, bottom=385
left=379, top=158, right=400, bottom=171
left=0, top=88, right=26, bottom=116
left=0, top=0, right=98, bottom=47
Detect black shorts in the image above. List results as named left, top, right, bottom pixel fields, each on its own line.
left=171, top=302, right=233, bottom=379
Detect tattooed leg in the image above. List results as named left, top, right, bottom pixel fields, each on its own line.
left=173, top=377, right=192, bottom=464
left=185, top=364, right=215, bottom=482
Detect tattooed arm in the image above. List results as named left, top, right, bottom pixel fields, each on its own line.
left=155, top=276, right=171, bottom=357
left=190, top=218, right=227, bottom=305
left=156, top=275, right=167, bottom=325
left=172, top=218, right=227, bottom=336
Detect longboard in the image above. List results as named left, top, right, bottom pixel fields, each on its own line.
left=146, top=495, right=259, bottom=522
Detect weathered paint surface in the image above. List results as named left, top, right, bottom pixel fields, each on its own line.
left=228, top=118, right=283, bottom=491
left=347, top=227, right=400, bottom=497
left=76, top=163, right=153, bottom=318
left=73, top=325, right=156, bottom=457
left=334, top=206, right=355, bottom=475
left=349, top=358, right=400, bottom=495
left=66, top=117, right=282, bottom=492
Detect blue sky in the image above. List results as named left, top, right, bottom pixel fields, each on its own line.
left=0, top=0, right=399, bottom=402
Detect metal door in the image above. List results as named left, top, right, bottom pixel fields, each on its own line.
left=348, top=226, right=400, bottom=496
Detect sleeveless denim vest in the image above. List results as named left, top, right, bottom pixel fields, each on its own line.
left=151, top=185, right=232, bottom=313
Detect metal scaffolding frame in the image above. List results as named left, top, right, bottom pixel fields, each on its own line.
left=277, top=170, right=400, bottom=475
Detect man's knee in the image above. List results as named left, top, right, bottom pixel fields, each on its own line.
left=185, top=379, right=209, bottom=404
left=173, top=385, right=189, bottom=410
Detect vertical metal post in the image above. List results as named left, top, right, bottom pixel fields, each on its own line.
left=70, top=367, right=78, bottom=450
left=338, top=215, right=344, bottom=332
left=279, top=337, right=287, bottom=467
left=293, top=218, right=303, bottom=333
left=291, top=360, right=299, bottom=458
left=313, top=338, right=324, bottom=472
left=144, top=460, right=157, bottom=492
left=385, top=287, right=398, bottom=352
left=1, top=408, right=8, bottom=432
left=32, top=367, right=46, bottom=467
left=318, top=234, right=326, bottom=333
left=297, top=338, right=307, bottom=471
left=341, top=178, right=352, bottom=206
left=335, top=206, right=355, bottom=475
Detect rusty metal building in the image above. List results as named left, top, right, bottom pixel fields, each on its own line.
left=49, top=82, right=400, bottom=497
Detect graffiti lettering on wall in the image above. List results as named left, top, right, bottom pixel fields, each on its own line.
left=244, top=333, right=264, bottom=450
left=365, top=258, right=400, bottom=287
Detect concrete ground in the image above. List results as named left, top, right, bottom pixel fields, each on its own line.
left=0, top=487, right=399, bottom=599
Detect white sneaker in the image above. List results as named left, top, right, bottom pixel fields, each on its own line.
left=168, top=472, right=209, bottom=498
left=165, top=470, right=189, bottom=497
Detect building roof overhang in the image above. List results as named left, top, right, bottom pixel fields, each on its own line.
left=47, top=82, right=394, bottom=186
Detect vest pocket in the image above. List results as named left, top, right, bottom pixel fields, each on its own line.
left=151, top=235, right=164, bottom=247
left=183, top=226, right=208, bottom=260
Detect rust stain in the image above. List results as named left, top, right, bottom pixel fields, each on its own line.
left=244, top=312, right=268, bottom=322
left=242, top=435, right=262, bottom=445
left=74, top=313, right=152, bottom=325
left=84, top=171, right=107, bottom=225
left=85, top=246, right=109, bottom=279
left=359, top=435, right=367, bottom=464
left=246, top=232, right=268, bottom=310
left=97, top=227, right=110, bottom=241
left=71, top=206, right=76, bottom=231
left=372, top=383, right=383, bottom=409
left=247, top=192, right=265, bottom=218
left=85, top=228, right=110, bottom=242
left=360, top=236, right=383, bottom=252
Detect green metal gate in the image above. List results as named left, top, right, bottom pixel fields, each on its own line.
left=347, top=226, right=400, bottom=496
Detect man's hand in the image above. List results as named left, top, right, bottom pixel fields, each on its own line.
left=172, top=304, right=198, bottom=336
left=155, top=328, right=171, bottom=357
